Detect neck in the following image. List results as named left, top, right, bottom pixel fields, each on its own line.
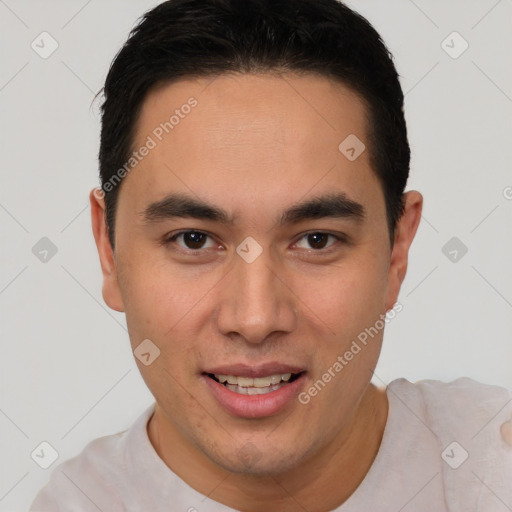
left=148, top=384, right=388, bottom=511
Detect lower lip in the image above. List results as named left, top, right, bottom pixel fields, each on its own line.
left=202, top=373, right=306, bottom=419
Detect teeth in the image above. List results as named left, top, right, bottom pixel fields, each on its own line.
left=214, top=373, right=296, bottom=388
left=225, top=383, right=283, bottom=395
left=247, top=386, right=271, bottom=395
left=254, top=376, right=272, bottom=387
left=237, top=376, right=254, bottom=387
left=270, top=375, right=282, bottom=385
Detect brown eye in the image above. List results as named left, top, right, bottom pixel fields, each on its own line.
left=182, top=232, right=207, bottom=249
left=295, top=232, right=339, bottom=251
left=167, top=231, right=216, bottom=250
left=307, top=233, right=329, bottom=249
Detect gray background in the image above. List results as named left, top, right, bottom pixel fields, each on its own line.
left=1, top=0, right=511, bottom=509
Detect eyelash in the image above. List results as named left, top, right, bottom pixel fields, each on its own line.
left=162, top=230, right=347, bottom=254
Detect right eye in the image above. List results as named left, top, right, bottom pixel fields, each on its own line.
left=164, top=230, right=218, bottom=251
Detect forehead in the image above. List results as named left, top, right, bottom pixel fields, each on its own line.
left=126, top=73, right=383, bottom=222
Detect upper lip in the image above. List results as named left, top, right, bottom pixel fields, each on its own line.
left=204, top=363, right=305, bottom=378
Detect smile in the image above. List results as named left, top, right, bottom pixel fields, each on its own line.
left=202, top=363, right=307, bottom=417
left=207, top=372, right=301, bottom=395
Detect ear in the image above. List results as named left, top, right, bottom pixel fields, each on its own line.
left=385, top=191, right=423, bottom=311
left=90, top=189, right=125, bottom=312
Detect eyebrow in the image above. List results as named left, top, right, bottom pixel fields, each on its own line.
left=142, top=193, right=233, bottom=224
left=141, top=192, right=365, bottom=226
left=278, top=193, right=365, bottom=225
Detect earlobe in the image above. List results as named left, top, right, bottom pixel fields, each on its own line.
left=385, top=191, right=423, bottom=310
left=90, top=189, right=125, bottom=312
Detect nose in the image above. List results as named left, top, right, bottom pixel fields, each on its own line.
left=216, top=248, right=298, bottom=345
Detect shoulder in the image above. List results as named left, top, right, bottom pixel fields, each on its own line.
left=389, top=377, right=512, bottom=436
left=389, top=377, right=512, bottom=509
left=29, top=405, right=155, bottom=512
left=389, top=376, right=512, bottom=422
left=29, top=431, right=127, bottom=511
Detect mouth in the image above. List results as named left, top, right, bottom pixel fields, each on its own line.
left=202, top=365, right=307, bottom=418
left=205, top=371, right=304, bottom=395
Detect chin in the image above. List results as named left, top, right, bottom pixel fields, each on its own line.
left=207, top=441, right=307, bottom=476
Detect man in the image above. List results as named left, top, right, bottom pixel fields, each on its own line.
left=31, top=0, right=512, bottom=510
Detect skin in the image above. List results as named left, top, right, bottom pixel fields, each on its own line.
left=91, top=72, right=422, bottom=511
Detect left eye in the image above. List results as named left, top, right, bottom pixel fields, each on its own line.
left=168, top=231, right=217, bottom=250
left=295, top=233, right=339, bottom=250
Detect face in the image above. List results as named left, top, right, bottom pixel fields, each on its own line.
left=92, top=73, right=420, bottom=476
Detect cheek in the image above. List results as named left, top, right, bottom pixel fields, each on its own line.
left=116, top=254, right=224, bottom=376
left=115, top=254, right=171, bottom=348
left=300, top=256, right=389, bottom=336
left=117, top=253, right=193, bottom=324
left=302, top=261, right=388, bottom=411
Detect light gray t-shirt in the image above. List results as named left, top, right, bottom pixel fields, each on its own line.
left=30, top=378, right=512, bottom=511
